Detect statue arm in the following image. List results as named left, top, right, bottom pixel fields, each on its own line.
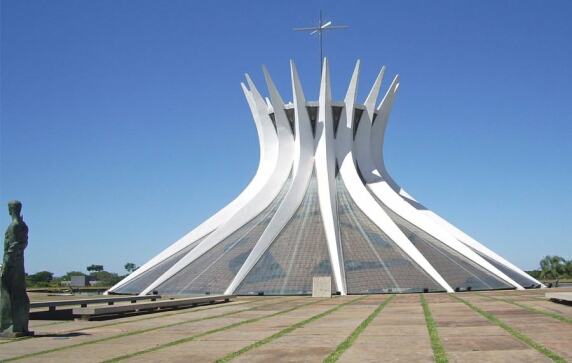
left=2, top=228, right=20, bottom=268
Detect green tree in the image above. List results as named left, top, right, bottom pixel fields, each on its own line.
left=565, top=260, right=572, bottom=277
left=86, top=264, right=104, bottom=273
left=91, top=271, right=121, bottom=286
left=539, top=255, right=566, bottom=279
left=27, top=271, right=54, bottom=284
left=124, top=262, right=138, bottom=273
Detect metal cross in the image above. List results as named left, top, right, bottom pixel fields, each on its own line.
left=294, top=11, right=349, bottom=71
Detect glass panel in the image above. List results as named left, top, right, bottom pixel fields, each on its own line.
left=237, top=174, right=334, bottom=295
left=472, top=249, right=539, bottom=288
left=338, top=177, right=444, bottom=293
left=113, top=234, right=208, bottom=295
left=368, top=188, right=513, bottom=291
left=154, top=177, right=292, bottom=295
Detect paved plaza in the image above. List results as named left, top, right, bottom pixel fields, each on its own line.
left=0, top=288, right=571, bottom=362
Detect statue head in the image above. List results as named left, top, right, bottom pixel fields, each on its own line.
left=8, top=200, right=22, bottom=219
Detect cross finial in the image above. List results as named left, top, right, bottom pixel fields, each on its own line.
left=293, top=11, right=349, bottom=72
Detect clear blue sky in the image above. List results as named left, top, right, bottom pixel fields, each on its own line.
left=1, top=0, right=571, bottom=275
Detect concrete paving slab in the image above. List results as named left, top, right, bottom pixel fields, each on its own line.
left=360, top=324, right=428, bottom=336
left=446, top=349, right=552, bottom=363
left=441, top=335, right=529, bottom=352
left=123, top=340, right=260, bottom=363
left=438, top=325, right=507, bottom=337
left=340, top=335, right=433, bottom=363
left=339, top=348, right=434, bottom=363
left=234, top=345, right=333, bottom=363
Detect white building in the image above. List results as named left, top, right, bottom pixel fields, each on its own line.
left=109, top=60, right=542, bottom=296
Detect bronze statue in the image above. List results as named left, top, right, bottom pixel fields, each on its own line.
left=1, top=200, right=32, bottom=337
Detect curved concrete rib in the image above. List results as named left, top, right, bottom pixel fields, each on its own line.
left=140, top=75, right=295, bottom=295
left=225, top=62, right=315, bottom=294
left=108, top=78, right=280, bottom=293
left=369, top=76, right=540, bottom=288
left=357, top=72, right=524, bottom=289
left=356, top=66, right=384, bottom=179
left=369, top=75, right=413, bottom=198
left=337, top=60, right=454, bottom=293
left=314, top=59, right=347, bottom=294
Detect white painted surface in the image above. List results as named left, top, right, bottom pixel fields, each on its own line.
left=314, top=59, right=347, bottom=295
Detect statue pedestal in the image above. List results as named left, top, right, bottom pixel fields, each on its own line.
left=0, top=331, right=34, bottom=339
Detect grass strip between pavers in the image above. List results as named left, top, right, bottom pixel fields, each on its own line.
left=450, top=294, right=567, bottom=363
left=476, top=292, right=572, bottom=324
left=420, top=294, right=448, bottom=363
left=103, top=297, right=331, bottom=362
left=215, top=295, right=367, bottom=363
left=1, top=297, right=302, bottom=362
left=322, top=295, right=395, bottom=363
